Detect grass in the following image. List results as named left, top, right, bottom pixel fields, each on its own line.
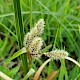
left=13, top=0, right=28, bottom=74
left=0, top=0, right=80, bottom=80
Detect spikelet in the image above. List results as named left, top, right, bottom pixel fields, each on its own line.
left=29, top=19, right=45, bottom=39
left=32, top=19, right=45, bottom=35
left=23, top=19, right=45, bottom=48
left=23, top=32, right=31, bottom=48
left=27, top=37, right=43, bottom=55
left=44, top=49, right=68, bottom=60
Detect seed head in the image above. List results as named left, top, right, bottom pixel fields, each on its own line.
left=23, top=32, right=31, bottom=48
left=28, top=37, right=43, bottom=55
left=30, top=19, right=45, bottom=37
left=35, top=19, right=45, bottom=34
left=23, top=19, right=45, bottom=48
left=44, top=49, right=68, bottom=60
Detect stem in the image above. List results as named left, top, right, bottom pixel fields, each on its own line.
left=59, top=59, right=68, bottom=80
left=30, top=0, right=32, bottom=29
left=13, top=0, right=28, bottom=74
left=65, top=57, right=80, bottom=67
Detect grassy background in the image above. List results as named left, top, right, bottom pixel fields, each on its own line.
left=0, top=0, right=80, bottom=80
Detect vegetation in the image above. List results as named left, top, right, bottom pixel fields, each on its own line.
left=0, top=0, right=80, bottom=80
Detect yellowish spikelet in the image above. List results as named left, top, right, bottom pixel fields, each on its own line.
left=34, top=18, right=45, bottom=34
left=44, top=49, right=68, bottom=60
left=28, top=37, right=43, bottom=55
left=23, top=32, right=31, bottom=48
left=30, top=19, right=45, bottom=38
left=23, top=19, right=45, bottom=48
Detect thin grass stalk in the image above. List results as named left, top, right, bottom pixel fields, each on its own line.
left=59, top=60, right=64, bottom=80
left=65, top=57, right=80, bottom=67
left=30, top=0, right=32, bottom=29
left=13, top=0, right=28, bottom=74
left=27, top=0, right=33, bottom=69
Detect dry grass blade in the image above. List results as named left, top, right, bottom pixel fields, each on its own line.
left=65, top=57, right=80, bottom=67
left=0, top=71, right=13, bottom=80
left=46, top=70, right=59, bottom=80
left=33, top=58, right=51, bottom=80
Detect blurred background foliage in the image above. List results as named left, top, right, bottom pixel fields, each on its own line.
left=0, top=0, right=80, bottom=80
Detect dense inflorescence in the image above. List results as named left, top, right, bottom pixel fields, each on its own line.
left=23, top=19, right=45, bottom=58
left=44, top=49, right=68, bottom=60
left=23, top=19, right=69, bottom=60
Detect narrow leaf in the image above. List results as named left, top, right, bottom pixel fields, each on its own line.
left=33, top=59, right=51, bottom=80
left=46, top=70, right=59, bottom=80
left=22, top=68, right=35, bottom=80
left=4, top=47, right=26, bottom=66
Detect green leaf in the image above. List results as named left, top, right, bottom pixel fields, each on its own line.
left=4, top=47, right=26, bottom=66
left=11, top=66, right=20, bottom=78
left=0, top=66, right=12, bottom=77
left=22, top=68, right=35, bottom=80
left=13, top=0, right=28, bottom=74
left=0, top=22, right=17, bottom=39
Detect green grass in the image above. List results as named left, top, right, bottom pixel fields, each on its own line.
left=0, top=0, right=80, bottom=80
left=13, top=0, right=28, bottom=74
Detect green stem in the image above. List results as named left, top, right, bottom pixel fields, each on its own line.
left=30, top=0, right=32, bottom=29
left=59, top=59, right=68, bottom=80
left=13, top=0, right=28, bottom=74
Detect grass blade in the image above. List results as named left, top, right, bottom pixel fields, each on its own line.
left=30, top=0, right=32, bottom=29
left=4, top=47, right=26, bottom=66
left=22, top=68, right=35, bottom=80
left=13, top=0, right=28, bottom=74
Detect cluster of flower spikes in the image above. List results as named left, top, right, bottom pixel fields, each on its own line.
left=23, top=19, right=80, bottom=68
left=23, top=19, right=69, bottom=59
left=23, top=19, right=45, bottom=58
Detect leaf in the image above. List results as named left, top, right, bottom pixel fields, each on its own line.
left=41, top=44, right=52, bottom=52
left=4, top=47, right=26, bottom=66
left=11, top=66, right=20, bottom=78
left=46, top=70, right=59, bottom=80
left=22, top=68, right=35, bottom=80
left=13, top=0, right=28, bottom=74
left=33, top=59, right=51, bottom=80
left=0, top=22, right=17, bottom=39
left=65, top=57, right=80, bottom=67
left=0, top=66, right=11, bottom=77
left=0, top=71, right=13, bottom=80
